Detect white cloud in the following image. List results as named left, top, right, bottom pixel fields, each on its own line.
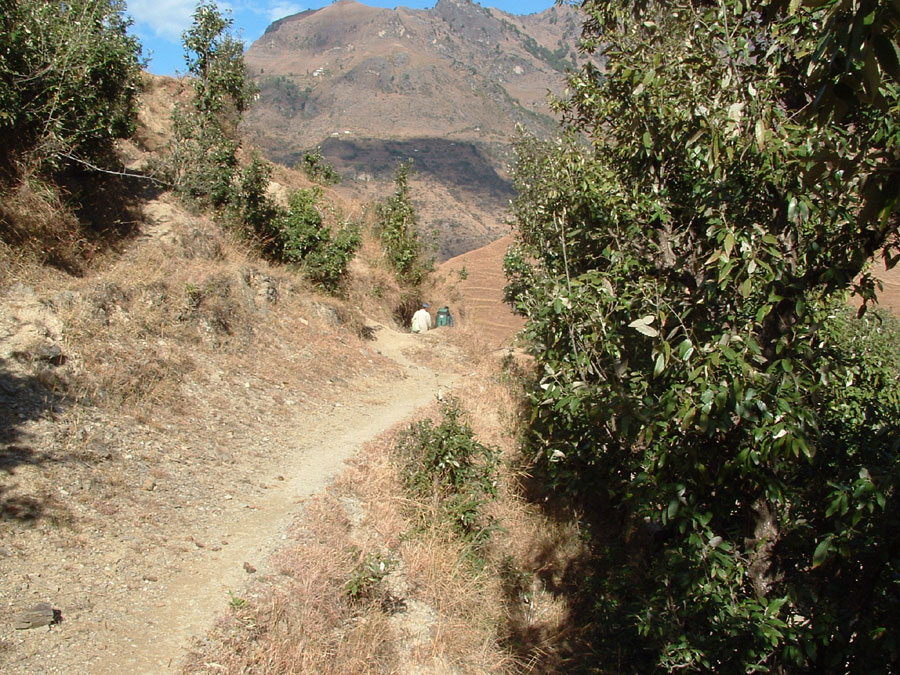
left=128, top=0, right=305, bottom=44
left=266, top=2, right=304, bottom=21
left=128, top=0, right=197, bottom=40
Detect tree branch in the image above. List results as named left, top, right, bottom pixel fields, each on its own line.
left=59, top=153, right=171, bottom=187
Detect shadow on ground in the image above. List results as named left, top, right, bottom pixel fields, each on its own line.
left=290, top=136, right=515, bottom=206
left=1, top=364, right=69, bottom=523
left=0, top=164, right=162, bottom=276
left=498, top=460, right=660, bottom=673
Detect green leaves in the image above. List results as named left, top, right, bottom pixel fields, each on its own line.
left=811, top=535, right=832, bottom=568
left=397, top=397, right=499, bottom=543
left=182, top=2, right=256, bottom=116
left=235, top=172, right=359, bottom=292
left=170, top=0, right=351, bottom=292
left=507, top=0, right=900, bottom=670
left=628, top=315, right=659, bottom=337
left=172, top=1, right=257, bottom=208
left=653, top=352, right=666, bottom=377
left=375, top=161, right=433, bottom=286
left=0, top=0, right=142, bottom=171
left=300, top=147, right=342, bottom=185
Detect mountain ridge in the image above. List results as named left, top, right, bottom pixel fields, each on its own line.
left=242, top=0, right=583, bottom=259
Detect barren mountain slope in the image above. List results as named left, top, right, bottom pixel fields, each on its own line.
left=246, top=0, right=577, bottom=149
left=242, top=0, right=583, bottom=260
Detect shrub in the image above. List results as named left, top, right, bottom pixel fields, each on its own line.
left=0, top=0, right=142, bottom=173
left=782, top=306, right=900, bottom=667
left=300, top=147, right=341, bottom=185
left=228, top=156, right=359, bottom=292
left=0, top=0, right=143, bottom=268
left=375, top=162, right=432, bottom=286
left=171, top=108, right=238, bottom=207
left=397, top=397, right=499, bottom=545
left=231, top=155, right=281, bottom=249
left=506, top=0, right=900, bottom=669
left=276, top=188, right=325, bottom=261
left=275, top=188, right=360, bottom=292
left=344, top=548, right=394, bottom=603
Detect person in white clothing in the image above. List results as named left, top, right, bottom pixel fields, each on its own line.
left=411, top=303, right=432, bottom=333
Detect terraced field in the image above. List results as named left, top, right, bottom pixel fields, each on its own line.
left=874, top=259, right=900, bottom=312
left=441, top=234, right=525, bottom=348
left=441, top=234, right=900, bottom=352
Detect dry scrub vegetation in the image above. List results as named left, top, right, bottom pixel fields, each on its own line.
left=2, top=180, right=589, bottom=669
left=181, top=346, right=590, bottom=674
left=0, top=179, right=411, bottom=670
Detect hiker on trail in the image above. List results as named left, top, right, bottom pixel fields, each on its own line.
left=436, top=306, right=454, bottom=328
left=411, top=303, right=432, bottom=333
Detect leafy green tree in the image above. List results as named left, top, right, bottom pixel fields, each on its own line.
left=275, top=187, right=360, bottom=291
left=0, top=0, right=142, bottom=172
left=300, top=146, right=342, bottom=185
left=506, top=0, right=899, bottom=670
left=375, top=161, right=432, bottom=285
left=171, top=1, right=256, bottom=206
left=181, top=1, right=254, bottom=122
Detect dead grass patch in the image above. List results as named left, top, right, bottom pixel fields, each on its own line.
left=182, top=493, right=399, bottom=674
left=1, top=185, right=407, bottom=671
left=185, top=362, right=587, bottom=673
left=0, top=172, right=85, bottom=274
left=32, top=199, right=384, bottom=422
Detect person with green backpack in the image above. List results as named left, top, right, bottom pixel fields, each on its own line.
left=435, top=306, right=454, bottom=328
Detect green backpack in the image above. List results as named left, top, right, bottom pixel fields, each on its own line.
left=436, top=307, right=452, bottom=327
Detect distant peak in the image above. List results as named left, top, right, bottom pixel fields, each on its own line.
left=322, top=0, right=386, bottom=15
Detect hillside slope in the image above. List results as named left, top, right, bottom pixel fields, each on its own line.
left=0, top=66, right=536, bottom=671
left=441, top=233, right=524, bottom=347
left=0, top=187, right=486, bottom=675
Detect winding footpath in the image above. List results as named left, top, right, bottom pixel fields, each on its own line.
left=105, top=323, right=457, bottom=674
left=3, top=322, right=457, bottom=674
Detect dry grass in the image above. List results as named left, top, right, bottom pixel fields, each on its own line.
left=0, top=171, right=422, bottom=672
left=134, top=73, right=191, bottom=154
left=2, top=68, right=586, bottom=670
left=181, top=494, right=398, bottom=674
left=2, top=165, right=583, bottom=672
left=30, top=194, right=384, bottom=421
left=0, top=171, right=85, bottom=275
left=180, top=340, right=586, bottom=674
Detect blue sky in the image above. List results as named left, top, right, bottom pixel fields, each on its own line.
left=128, top=0, right=559, bottom=76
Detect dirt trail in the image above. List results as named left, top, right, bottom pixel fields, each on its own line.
left=2, top=321, right=459, bottom=674
left=105, top=323, right=456, bottom=674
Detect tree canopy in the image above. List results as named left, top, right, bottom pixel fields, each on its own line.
left=375, top=161, right=433, bottom=286
left=506, top=0, right=900, bottom=669
left=0, top=0, right=143, bottom=173
left=171, top=1, right=256, bottom=207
